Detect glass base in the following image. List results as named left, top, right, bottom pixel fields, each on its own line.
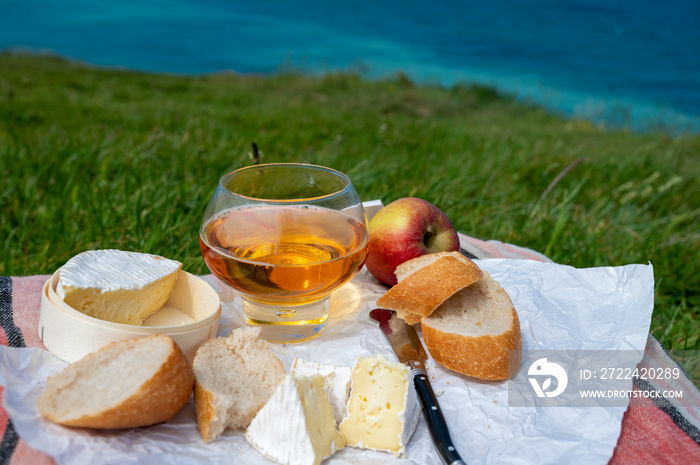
left=241, top=296, right=329, bottom=343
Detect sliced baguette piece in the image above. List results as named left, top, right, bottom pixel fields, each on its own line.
left=37, top=334, right=194, bottom=429
left=376, top=251, right=484, bottom=324
left=193, top=326, right=285, bottom=443
left=421, top=271, right=522, bottom=380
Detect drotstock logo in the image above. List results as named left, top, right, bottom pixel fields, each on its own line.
left=528, top=358, right=568, bottom=398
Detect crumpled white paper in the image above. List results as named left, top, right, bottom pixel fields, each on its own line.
left=0, top=259, right=654, bottom=465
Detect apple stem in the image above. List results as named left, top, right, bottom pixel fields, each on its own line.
left=424, top=225, right=434, bottom=246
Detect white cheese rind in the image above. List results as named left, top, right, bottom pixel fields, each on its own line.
left=339, top=354, right=421, bottom=458
left=56, top=249, right=182, bottom=325
left=290, top=358, right=351, bottom=425
left=245, top=374, right=345, bottom=465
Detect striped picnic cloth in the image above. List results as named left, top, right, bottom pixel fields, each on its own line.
left=1, top=233, right=699, bottom=464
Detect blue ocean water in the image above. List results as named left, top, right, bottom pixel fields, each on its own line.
left=1, top=0, right=699, bottom=134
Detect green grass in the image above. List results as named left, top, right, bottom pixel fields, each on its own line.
left=1, top=52, right=699, bottom=351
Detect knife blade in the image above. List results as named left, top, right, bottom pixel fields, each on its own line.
left=369, top=308, right=467, bottom=465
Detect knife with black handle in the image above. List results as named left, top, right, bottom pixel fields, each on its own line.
left=369, top=308, right=467, bottom=465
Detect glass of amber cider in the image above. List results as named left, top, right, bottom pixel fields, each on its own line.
left=199, top=163, right=370, bottom=342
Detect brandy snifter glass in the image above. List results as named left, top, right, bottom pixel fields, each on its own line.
left=199, top=163, right=369, bottom=342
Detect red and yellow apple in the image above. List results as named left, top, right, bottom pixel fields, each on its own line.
left=365, top=197, right=460, bottom=286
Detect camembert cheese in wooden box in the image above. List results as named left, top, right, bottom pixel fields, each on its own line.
left=39, top=249, right=220, bottom=363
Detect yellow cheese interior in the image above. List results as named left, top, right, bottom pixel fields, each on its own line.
left=339, top=356, right=408, bottom=454
left=63, top=273, right=178, bottom=325
left=297, top=375, right=345, bottom=463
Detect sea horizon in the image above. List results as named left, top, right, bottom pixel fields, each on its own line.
left=2, top=0, right=699, bottom=135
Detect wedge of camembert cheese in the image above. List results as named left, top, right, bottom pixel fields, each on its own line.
left=56, top=249, right=182, bottom=325
left=246, top=374, right=345, bottom=465
left=339, top=354, right=421, bottom=458
left=290, top=358, right=351, bottom=426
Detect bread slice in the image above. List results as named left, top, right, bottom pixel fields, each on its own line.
left=193, top=326, right=285, bottom=443
left=421, top=271, right=522, bottom=380
left=376, top=252, right=484, bottom=324
left=37, top=334, right=194, bottom=429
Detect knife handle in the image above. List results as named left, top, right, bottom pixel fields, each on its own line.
left=410, top=364, right=467, bottom=465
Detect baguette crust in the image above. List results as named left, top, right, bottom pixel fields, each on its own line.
left=194, top=380, right=220, bottom=443
left=376, top=253, right=483, bottom=324
left=422, top=307, right=522, bottom=380
left=38, top=335, right=194, bottom=429
left=421, top=272, right=522, bottom=380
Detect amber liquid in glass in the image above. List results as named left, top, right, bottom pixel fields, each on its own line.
left=200, top=205, right=369, bottom=308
